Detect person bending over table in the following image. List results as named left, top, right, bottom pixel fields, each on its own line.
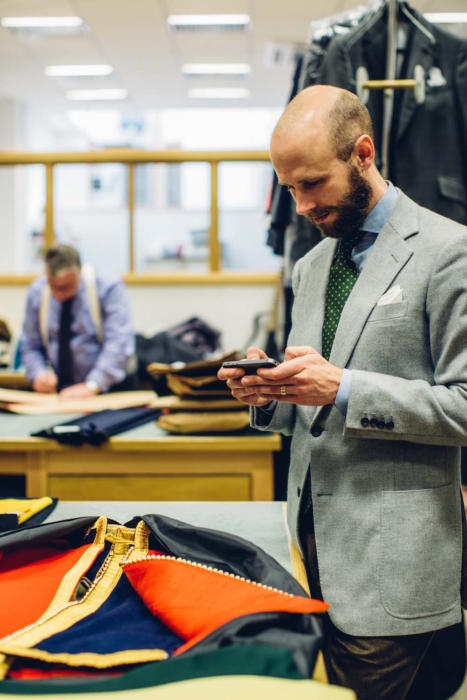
left=21, top=243, right=135, bottom=398
left=219, top=85, right=467, bottom=700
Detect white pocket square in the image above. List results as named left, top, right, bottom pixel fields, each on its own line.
left=377, top=284, right=403, bottom=306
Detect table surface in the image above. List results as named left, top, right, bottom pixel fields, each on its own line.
left=0, top=413, right=280, bottom=448
left=44, top=500, right=291, bottom=573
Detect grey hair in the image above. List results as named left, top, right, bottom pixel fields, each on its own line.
left=44, top=243, right=81, bottom=277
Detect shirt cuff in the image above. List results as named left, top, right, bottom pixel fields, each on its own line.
left=255, top=401, right=277, bottom=426
left=335, top=369, right=352, bottom=416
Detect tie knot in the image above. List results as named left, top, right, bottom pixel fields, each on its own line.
left=338, top=232, right=363, bottom=260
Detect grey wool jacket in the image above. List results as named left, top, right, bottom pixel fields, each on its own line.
left=252, top=191, right=467, bottom=636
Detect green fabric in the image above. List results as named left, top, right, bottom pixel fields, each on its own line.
left=322, top=234, right=362, bottom=360
left=1, top=645, right=305, bottom=695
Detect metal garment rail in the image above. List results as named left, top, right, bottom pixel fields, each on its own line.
left=0, top=149, right=274, bottom=284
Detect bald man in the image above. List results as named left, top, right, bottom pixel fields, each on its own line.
left=219, top=86, right=467, bottom=699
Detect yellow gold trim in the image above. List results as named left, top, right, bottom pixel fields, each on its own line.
left=0, top=646, right=167, bottom=668
left=0, top=654, right=12, bottom=680
left=45, top=543, right=105, bottom=613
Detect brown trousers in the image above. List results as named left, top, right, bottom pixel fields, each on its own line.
left=301, top=527, right=435, bottom=700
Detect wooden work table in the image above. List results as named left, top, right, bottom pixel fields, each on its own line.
left=0, top=413, right=281, bottom=501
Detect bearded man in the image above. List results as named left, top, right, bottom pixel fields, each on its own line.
left=219, top=85, right=467, bottom=699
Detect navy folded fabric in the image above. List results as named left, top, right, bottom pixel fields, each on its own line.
left=31, top=407, right=161, bottom=446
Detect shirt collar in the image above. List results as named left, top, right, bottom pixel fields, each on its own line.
left=361, top=181, right=398, bottom=235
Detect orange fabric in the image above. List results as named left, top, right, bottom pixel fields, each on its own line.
left=124, top=556, right=329, bottom=654
left=0, top=544, right=102, bottom=638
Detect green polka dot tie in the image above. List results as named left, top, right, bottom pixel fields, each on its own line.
left=322, top=233, right=363, bottom=360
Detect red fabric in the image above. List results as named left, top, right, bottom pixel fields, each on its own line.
left=124, top=556, right=329, bottom=654
left=9, top=666, right=123, bottom=679
left=0, top=544, right=102, bottom=638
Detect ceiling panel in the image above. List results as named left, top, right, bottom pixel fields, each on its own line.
left=0, top=0, right=465, bottom=112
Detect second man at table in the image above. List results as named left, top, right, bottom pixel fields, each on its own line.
left=21, top=243, right=135, bottom=398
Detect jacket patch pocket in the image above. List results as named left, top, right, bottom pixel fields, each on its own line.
left=368, top=300, right=408, bottom=322
left=380, top=483, right=460, bottom=618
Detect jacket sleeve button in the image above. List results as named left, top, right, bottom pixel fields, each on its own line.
left=361, top=416, right=370, bottom=427
left=377, top=420, right=385, bottom=429
left=311, top=426, right=323, bottom=438
left=369, top=417, right=378, bottom=428
left=386, top=420, right=395, bottom=430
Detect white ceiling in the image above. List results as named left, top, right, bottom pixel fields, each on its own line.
left=0, top=0, right=466, bottom=112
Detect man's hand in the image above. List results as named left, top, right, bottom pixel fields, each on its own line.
left=217, top=346, right=273, bottom=407
left=60, top=383, right=96, bottom=399
left=241, top=345, right=343, bottom=406
left=33, top=371, right=58, bottom=394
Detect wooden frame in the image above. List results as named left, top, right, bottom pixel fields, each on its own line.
left=0, top=149, right=272, bottom=282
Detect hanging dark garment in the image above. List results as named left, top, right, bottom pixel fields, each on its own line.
left=318, top=3, right=467, bottom=224
left=31, top=406, right=162, bottom=445
left=57, top=299, right=74, bottom=391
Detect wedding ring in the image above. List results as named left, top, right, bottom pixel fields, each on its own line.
left=280, top=385, right=287, bottom=396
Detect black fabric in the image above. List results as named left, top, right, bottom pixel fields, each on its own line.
left=0, top=498, right=58, bottom=534
left=165, top=316, right=220, bottom=355
left=31, top=407, right=161, bottom=446
left=138, top=513, right=307, bottom=596
left=57, top=299, right=74, bottom=391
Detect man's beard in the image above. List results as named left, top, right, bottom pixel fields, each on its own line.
left=308, top=165, right=373, bottom=240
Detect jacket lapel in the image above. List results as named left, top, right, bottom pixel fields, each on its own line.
left=297, top=239, right=337, bottom=354
left=396, top=22, right=437, bottom=142
left=310, top=192, right=418, bottom=427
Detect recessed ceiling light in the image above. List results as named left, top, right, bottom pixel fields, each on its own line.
left=1, top=16, right=83, bottom=28
left=168, top=14, right=250, bottom=31
left=66, top=89, right=128, bottom=101
left=46, top=65, right=114, bottom=77
left=182, top=63, right=251, bottom=76
left=423, top=12, right=467, bottom=23
left=188, top=88, right=250, bottom=99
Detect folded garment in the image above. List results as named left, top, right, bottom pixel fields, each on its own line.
left=0, top=497, right=57, bottom=533
left=157, top=411, right=250, bottom=434
left=147, top=351, right=239, bottom=380
left=31, top=407, right=162, bottom=445
left=166, top=374, right=231, bottom=397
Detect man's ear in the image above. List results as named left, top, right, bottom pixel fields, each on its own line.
left=353, top=134, right=374, bottom=171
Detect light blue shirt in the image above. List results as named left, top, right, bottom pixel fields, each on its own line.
left=21, top=274, right=135, bottom=392
left=335, top=182, right=399, bottom=414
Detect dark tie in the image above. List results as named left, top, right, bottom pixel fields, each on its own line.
left=57, top=299, right=74, bottom=391
left=321, top=233, right=363, bottom=361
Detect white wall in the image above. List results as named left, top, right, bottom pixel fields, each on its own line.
left=0, top=282, right=276, bottom=355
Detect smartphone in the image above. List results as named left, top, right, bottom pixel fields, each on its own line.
left=222, top=358, right=279, bottom=374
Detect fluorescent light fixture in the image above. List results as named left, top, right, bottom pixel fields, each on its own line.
left=46, top=65, right=113, bottom=77
left=182, top=63, right=251, bottom=76
left=66, top=88, right=128, bottom=101
left=1, top=16, right=83, bottom=28
left=168, top=14, right=250, bottom=29
left=424, top=12, right=467, bottom=23
left=188, top=88, right=250, bottom=99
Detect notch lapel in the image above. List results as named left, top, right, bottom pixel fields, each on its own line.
left=311, top=192, right=419, bottom=427
left=396, top=25, right=437, bottom=142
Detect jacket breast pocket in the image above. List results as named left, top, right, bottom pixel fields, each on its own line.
left=367, top=300, right=408, bottom=323
left=380, top=483, right=460, bottom=619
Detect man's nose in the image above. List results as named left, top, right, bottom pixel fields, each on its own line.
left=295, top=192, right=316, bottom=217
